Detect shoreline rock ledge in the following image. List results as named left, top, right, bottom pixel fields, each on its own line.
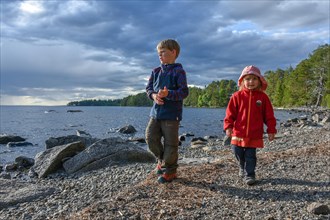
left=62, top=137, right=155, bottom=174
left=33, top=137, right=155, bottom=178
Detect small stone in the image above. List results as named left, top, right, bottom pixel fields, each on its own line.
left=4, top=163, right=18, bottom=171
left=307, top=202, right=330, bottom=215
left=0, top=172, right=11, bottom=179
left=265, top=215, right=275, bottom=220
left=179, top=135, right=186, bottom=141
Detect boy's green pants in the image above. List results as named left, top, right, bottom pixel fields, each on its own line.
left=145, top=118, right=179, bottom=174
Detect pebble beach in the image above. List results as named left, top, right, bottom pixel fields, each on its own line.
left=0, top=114, right=329, bottom=220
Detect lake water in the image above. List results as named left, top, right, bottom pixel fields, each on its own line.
left=0, top=106, right=303, bottom=165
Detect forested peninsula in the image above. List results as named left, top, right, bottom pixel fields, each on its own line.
left=67, top=44, right=330, bottom=108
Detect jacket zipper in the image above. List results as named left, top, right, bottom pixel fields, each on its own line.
left=246, top=90, right=252, bottom=137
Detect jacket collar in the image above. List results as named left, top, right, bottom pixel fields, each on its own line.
left=161, top=63, right=182, bottom=72
left=241, top=88, right=263, bottom=94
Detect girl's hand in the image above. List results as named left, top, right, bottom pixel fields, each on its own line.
left=268, top=133, right=275, bottom=141
left=226, top=128, right=232, bottom=137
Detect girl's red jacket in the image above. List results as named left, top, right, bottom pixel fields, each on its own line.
left=223, top=88, right=277, bottom=147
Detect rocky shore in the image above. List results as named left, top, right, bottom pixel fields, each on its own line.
left=0, top=109, right=330, bottom=220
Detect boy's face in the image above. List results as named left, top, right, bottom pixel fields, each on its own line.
left=157, top=48, right=177, bottom=64
left=243, top=74, right=261, bottom=90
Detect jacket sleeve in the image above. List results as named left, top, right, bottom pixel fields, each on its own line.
left=263, top=95, right=277, bottom=134
left=166, top=69, right=189, bottom=101
left=146, top=71, right=155, bottom=100
left=223, top=94, right=237, bottom=131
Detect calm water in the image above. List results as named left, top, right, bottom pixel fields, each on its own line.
left=0, top=106, right=302, bottom=165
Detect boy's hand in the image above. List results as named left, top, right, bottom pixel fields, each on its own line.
left=158, top=86, right=168, bottom=98
left=152, top=93, right=164, bottom=105
left=268, top=133, right=275, bottom=141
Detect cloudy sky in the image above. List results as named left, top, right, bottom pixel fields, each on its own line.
left=1, top=0, right=329, bottom=106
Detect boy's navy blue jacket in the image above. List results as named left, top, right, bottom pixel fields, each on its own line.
left=146, top=63, right=189, bottom=121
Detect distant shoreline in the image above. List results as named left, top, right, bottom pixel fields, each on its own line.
left=2, top=105, right=329, bottom=110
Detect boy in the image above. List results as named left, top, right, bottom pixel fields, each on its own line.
left=145, top=39, right=189, bottom=183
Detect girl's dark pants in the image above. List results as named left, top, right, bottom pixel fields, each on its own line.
left=145, top=118, right=179, bottom=174
left=231, top=145, right=257, bottom=178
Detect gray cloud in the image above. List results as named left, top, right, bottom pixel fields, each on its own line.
left=0, top=0, right=329, bottom=105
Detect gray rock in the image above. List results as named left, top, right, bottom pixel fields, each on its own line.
left=0, top=172, right=11, bottom=179
left=44, top=110, right=57, bottom=113
left=321, top=116, right=330, bottom=124
left=190, top=144, right=206, bottom=149
left=76, top=130, right=91, bottom=137
left=182, top=132, right=195, bottom=137
left=312, top=114, right=320, bottom=122
left=202, top=146, right=218, bottom=152
left=15, top=156, right=35, bottom=168
left=191, top=137, right=207, bottom=142
left=307, top=202, right=330, bottom=215
left=33, top=141, right=86, bottom=178
left=128, top=137, right=146, bottom=143
left=63, top=137, right=155, bottom=174
left=0, top=135, right=25, bottom=144
left=204, top=135, right=217, bottom=140
left=118, top=125, right=137, bottom=134
left=4, top=163, right=17, bottom=171
left=6, top=141, right=33, bottom=147
left=67, top=110, right=83, bottom=113
left=222, top=135, right=231, bottom=147
left=191, top=138, right=208, bottom=149
left=45, top=135, right=99, bottom=149
left=179, top=135, right=186, bottom=141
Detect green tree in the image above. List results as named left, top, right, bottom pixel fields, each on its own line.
left=308, top=44, right=330, bottom=107
left=265, top=68, right=286, bottom=107
left=220, top=80, right=237, bottom=106
left=197, top=93, right=210, bottom=107
left=286, top=44, right=329, bottom=107
left=121, top=92, right=152, bottom=106
left=196, top=80, right=237, bottom=108
left=184, top=87, right=203, bottom=107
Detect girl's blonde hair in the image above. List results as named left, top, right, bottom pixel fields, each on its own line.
left=239, top=75, right=263, bottom=91
left=157, top=39, right=180, bottom=58
left=238, top=65, right=268, bottom=91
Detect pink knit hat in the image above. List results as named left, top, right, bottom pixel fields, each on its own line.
left=238, top=65, right=268, bottom=91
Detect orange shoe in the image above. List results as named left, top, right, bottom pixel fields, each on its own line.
left=158, top=173, right=177, bottom=183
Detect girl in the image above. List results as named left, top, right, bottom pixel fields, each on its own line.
left=224, top=65, right=276, bottom=185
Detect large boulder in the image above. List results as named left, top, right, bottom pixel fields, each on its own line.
left=63, top=137, right=155, bottom=174
left=33, top=141, right=86, bottom=178
left=45, top=135, right=99, bottom=149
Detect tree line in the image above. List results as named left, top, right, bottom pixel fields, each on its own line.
left=265, top=44, right=329, bottom=108
left=67, top=44, right=329, bottom=108
left=67, top=79, right=237, bottom=108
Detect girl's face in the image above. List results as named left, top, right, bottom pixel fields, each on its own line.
left=243, top=74, right=261, bottom=90
left=157, top=48, right=176, bottom=64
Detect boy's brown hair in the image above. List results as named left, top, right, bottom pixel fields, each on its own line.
left=157, top=39, right=180, bottom=58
